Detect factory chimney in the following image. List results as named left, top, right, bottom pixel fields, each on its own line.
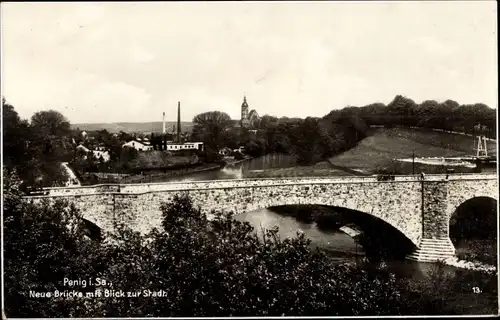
left=162, top=112, right=166, bottom=134
left=177, top=101, right=181, bottom=143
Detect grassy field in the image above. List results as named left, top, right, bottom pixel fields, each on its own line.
left=243, top=161, right=351, bottom=178
left=329, top=127, right=497, bottom=173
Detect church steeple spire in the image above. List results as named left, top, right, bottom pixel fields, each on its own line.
left=241, top=95, right=250, bottom=127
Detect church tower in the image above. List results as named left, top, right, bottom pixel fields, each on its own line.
left=241, top=96, right=250, bottom=128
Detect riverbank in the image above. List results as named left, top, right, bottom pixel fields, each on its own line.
left=223, top=155, right=253, bottom=167
left=118, top=162, right=224, bottom=183
left=244, top=161, right=354, bottom=178
left=79, top=162, right=223, bottom=185
left=453, top=239, right=497, bottom=267
left=77, top=155, right=254, bottom=185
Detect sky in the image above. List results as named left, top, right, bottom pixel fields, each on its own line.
left=1, top=1, right=498, bottom=124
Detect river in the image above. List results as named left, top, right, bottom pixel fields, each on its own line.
left=164, top=154, right=461, bottom=280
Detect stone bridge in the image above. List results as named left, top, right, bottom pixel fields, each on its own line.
left=24, top=173, right=498, bottom=262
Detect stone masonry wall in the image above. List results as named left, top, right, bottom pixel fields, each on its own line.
left=422, top=181, right=449, bottom=239
left=29, top=194, right=117, bottom=234
left=25, top=174, right=497, bottom=248
left=42, top=174, right=492, bottom=197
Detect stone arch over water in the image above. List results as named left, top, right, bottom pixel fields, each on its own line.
left=216, top=187, right=422, bottom=247
left=79, top=218, right=103, bottom=241
left=239, top=204, right=419, bottom=259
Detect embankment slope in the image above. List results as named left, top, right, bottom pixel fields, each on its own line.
left=329, top=127, right=497, bottom=173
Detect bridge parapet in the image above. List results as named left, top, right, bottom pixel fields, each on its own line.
left=29, top=173, right=496, bottom=197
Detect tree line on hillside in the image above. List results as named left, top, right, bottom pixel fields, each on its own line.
left=324, top=96, right=496, bottom=138
left=4, top=169, right=476, bottom=317
left=190, top=95, right=496, bottom=166
left=191, top=111, right=368, bottom=165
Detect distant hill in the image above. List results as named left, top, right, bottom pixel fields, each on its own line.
left=329, top=127, right=497, bottom=172
left=71, top=121, right=194, bottom=134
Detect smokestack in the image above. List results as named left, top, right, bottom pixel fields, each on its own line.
left=162, top=112, right=166, bottom=134
left=177, top=101, right=181, bottom=143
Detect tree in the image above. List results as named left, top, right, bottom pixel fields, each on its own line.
left=439, top=100, right=459, bottom=132
left=30, top=110, right=72, bottom=137
left=119, top=147, right=139, bottom=171
left=192, top=111, right=233, bottom=153
left=358, top=103, right=387, bottom=126
left=258, top=115, right=278, bottom=130
left=244, top=140, right=264, bottom=157
left=2, top=100, right=70, bottom=188
left=2, top=97, right=32, bottom=169
left=117, top=131, right=133, bottom=143
left=3, top=168, right=106, bottom=317
left=29, top=110, right=73, bottom=164
left=386, top=95, right=417, bottom=127
left=222, top=128, right=241, bottom=150
left=106, top=137, right=124, bottom=163
left=94, top=129, right=112, bottom=145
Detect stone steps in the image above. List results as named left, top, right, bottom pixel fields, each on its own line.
left=420, top=237, right=453, bottom=242
left=417, top=243, right=455, bottom=253
left=406, top=238, right=456, bottom=262
left=406, top=254, right=453, bottom=263
left=412, top=246, right=455, bottom=254
left=407, top=251, right=455, bottom=261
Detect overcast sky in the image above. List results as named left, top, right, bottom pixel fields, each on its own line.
left=1, top=1, right=497, bottom=124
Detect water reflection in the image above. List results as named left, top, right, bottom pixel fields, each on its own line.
left=169, top=153, right=296, bottom=182
left=234, top=207, right=456, bottom=281
left=235, top=208, right=362, bottom=255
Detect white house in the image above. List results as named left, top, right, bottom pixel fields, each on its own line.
left=122, top=139, right=154, bottom=151
left=76, top=144, right=111, bottom=162
left=93, top=150, right=111, bottom=162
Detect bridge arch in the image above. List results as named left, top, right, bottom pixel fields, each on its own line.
left=446, top=181, right=498, bottom=219
left=449, top=196, right=497, bottom=244
left=240, top=204, right=418, bottom=259
left=217, top=192, right=421, bottom=247
left=79, top=218, right=103, bottom=241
